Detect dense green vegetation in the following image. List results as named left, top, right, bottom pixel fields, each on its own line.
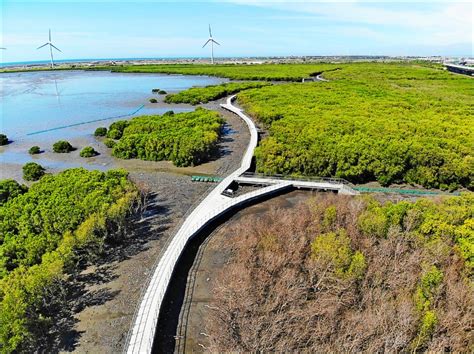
left=28, top=146, right=41, bottom=155
left=80, top=146, right=98, bottom=157
left=91, top=62, right=472, bottom=189
left=149, top=98, right=158, bottom=103
left=90, top=63, right=340, bottom=81
left=94, top=127, right=107, bottom=137
left=108, top=108, right=224, bottom=167
left=164, top=81, right=271, bottom=105
left=22, top=162, right=45, bottom=181
left=235, top=63, right=473, bottom=190
left=0, top=134, right=8, bottom=146
left=106, top=120, right=129, bottom=140
left=52, top=140, right=74, bottom=153
left=104, top=138, right=116, bottom=148
left=209, top=192, right=473, bottom=351
left=0, top=180, right=27, bottom=205
left=152, top=88, right=167, bottom=94
left=0, top=168, right=138, bottom=352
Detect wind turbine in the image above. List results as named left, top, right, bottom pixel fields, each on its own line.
left=37, top=29, right=62, bottom=68
left=202, top=24, right=220, bottom=64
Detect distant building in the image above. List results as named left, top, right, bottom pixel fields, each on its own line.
left=444, top=63, right=474, bottom=76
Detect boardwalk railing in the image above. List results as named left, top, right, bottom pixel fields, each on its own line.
left=240, top=172, right=355, bottom=186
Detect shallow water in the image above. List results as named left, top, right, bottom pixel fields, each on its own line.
left=0, top=70, right=226, bottom=139
left=0, top=70, right=227, bottom=175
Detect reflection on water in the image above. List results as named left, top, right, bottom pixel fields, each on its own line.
left=0, top=70, right=226, bottom=138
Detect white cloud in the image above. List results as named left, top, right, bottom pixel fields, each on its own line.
left=225, top=1, right=473, bottom=48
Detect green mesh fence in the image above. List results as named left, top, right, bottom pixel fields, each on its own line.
left=353, top=186, right=460, bottom=196
left=191, top=175, right=224, bottom=183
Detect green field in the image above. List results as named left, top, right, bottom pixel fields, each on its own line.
left=0, top=168, right=138, bottom=352
left=89, top=63, right=340, bottom=81
left=108, top=108, right=224, bottom=167
left=164, top=81, right=271, bottom=105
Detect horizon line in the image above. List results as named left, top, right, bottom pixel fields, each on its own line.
left=1, top=54, right=472, bottom=67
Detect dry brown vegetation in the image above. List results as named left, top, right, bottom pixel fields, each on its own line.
left=206, top=194, right=473, bottom=352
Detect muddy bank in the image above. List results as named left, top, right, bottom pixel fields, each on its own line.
left=0, top=95, right=232, bottom=183
left=39, top=98, right=251, bottom=353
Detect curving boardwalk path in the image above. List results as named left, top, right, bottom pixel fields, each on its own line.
left=126, top=95, right=356, bottom=354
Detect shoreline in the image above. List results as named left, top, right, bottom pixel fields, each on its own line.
left=0, top=55, right=456, bottom=73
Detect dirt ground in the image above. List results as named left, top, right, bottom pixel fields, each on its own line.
left=33, top=99, right=252, bottom=353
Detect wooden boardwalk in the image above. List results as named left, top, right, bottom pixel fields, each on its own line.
left=125, top=96, right=357, bottom=353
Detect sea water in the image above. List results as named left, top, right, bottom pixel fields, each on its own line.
left=0, top=70, right=226, bottom=139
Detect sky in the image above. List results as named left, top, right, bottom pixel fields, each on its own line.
left=1, top=0, right=472, bottom=63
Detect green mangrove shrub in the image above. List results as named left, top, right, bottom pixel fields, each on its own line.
left=80, top=146, right=98, bottom=158
left=22, top=162, right=45, bottom=181
left=0, top=134, right=8, bottom=145
left=164, top=81, right=271, bottom=105
left=239, top=63, right=473, bottom=190
left=0, top=168, right=139, bottom=352
left=0, top=179, right=28, bottom=205
left=110, top=107, right=224, bottom=167
left=104, top=138, right=116, bottom=148
left=28, top=146, right=41, bottom=155
left=52, top=140, right=74, bottom=153
left=106, top=120, right=129, bottom=140
left=94, top=127, right=107, bottom=137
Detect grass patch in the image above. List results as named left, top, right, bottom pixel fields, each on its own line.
left=164, top=81, right=271, bottom=105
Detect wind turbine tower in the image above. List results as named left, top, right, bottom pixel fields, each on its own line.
left=37, top=29, right=62, bottom=68
left=202, top=25, right=220, bottom=64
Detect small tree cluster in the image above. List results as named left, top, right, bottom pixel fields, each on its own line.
left=79, top=146, right=98, bottom=158
left=22, top=162, right=45, bottom=181
left=0, top=134, right=9, bottom=145
left=52, top=140, right=74, bottom=153
left=94, top=127, right=107, bottom=137
left=28, top=146, right=41, bottom=155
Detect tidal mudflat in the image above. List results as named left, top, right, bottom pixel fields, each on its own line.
left=0, top=70, right=227, bottom=180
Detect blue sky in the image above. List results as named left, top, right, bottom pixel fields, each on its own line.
left=1, top=1, right=472, bottom=62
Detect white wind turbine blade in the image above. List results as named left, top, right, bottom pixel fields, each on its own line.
left=202, top=39, right=211, bottom=48
left=49, top=29, right=52, bottom=42
left=211, top=39, right=220, bottom=46
left=37, top=43, right=49, bottom=50
left=209, top=24, right=212, bottom=37
left=50, top=43, right=62, bottom=52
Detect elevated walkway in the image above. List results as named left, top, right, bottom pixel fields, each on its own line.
left=126, top=95, right=358, bottom=354
left=235, top=172, right=357, bottom=195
